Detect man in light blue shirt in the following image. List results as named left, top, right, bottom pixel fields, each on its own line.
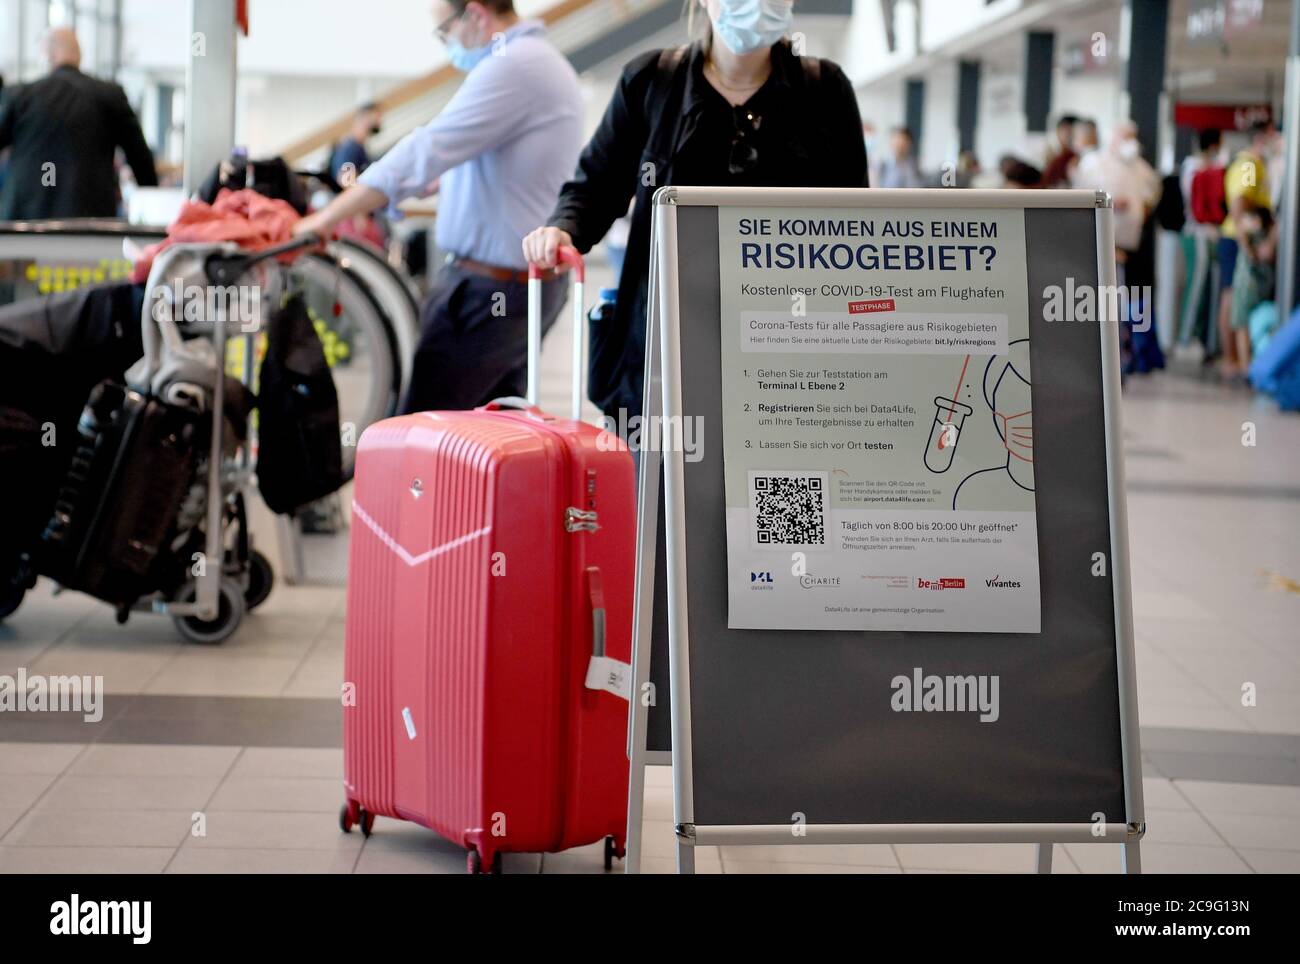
left=296, top=1, right=582, bottom=412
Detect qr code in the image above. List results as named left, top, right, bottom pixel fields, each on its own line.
left=752, top=473, right=826, bottom=547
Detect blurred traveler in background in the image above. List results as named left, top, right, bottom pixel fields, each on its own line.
left=1074, top=121, right=1160, bottom=267
left=999, top=154, right=1041, bottom=189
left=329, top=102, right=383, bottom=186
left=522, top=0, right=867, bottom=425
left=953, top=150, right=980, bottom=188
left=877, top=126, right=924, bottom=188
left=0, top=28, right=157, bottom=219
left=1215, top=120, right=1279, bottom=377
left=327, top=102, right=387, bottom=247
left=1073, top=121, right=1162, bottom=375
left=1070, top=118, right=1100, bottom=187
left=295, top=1, right=583, bottom=413
left=1179, top=129, right=1225, bottom=354
left=1231, top=203, right=1277, bottom=370
left=1038, top=114, right=1077, bottom=187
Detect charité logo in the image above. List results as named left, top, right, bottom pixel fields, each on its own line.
left=799, top=574, right=841, bottom=589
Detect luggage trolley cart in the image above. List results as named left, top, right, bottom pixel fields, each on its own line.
left=133, top=236, right=318, bottom=643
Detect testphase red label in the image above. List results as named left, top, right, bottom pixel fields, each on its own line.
left=848, top=298, right=896, bottom=313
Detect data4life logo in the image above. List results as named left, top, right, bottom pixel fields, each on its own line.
left=750, top=571, right=774, bottom=591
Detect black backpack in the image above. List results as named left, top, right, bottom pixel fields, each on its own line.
left=257, top=294, right=344, bottom=514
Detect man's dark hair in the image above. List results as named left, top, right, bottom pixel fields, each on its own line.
left=891, top=126, right=913, bottom=142
left=451, top=0, right=515, bottom=12
left=1249, top=118, right=1275, bottom=138
left=1198, top=128, right=1221, bottom=152
left=356, top=101, right=379, bottom=116
left=1057, top=114, right=1079, bottom=128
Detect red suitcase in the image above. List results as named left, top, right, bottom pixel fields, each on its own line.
left=341, top=247, right=635, bottom=873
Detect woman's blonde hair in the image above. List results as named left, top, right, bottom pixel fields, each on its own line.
left=684, top=0, right=712, bottom=46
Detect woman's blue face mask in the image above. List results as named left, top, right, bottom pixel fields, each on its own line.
left=712, top=0, right=794, bottom=56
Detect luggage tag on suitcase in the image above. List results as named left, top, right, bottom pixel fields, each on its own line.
left=581, top=565, right=632, bottom=700
left=585, top=655, right=632, bottom=701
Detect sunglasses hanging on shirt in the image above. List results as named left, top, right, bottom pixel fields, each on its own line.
left=729, top=108, right=762, bottom=176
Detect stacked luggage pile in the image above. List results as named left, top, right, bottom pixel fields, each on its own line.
left=0, top=238, right=342, bottom=642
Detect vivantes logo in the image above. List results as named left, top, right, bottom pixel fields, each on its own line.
left=985, top=574, right=1023, bottom=589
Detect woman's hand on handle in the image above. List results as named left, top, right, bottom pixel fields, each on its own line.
left=522, top=226, right=574, bottom=271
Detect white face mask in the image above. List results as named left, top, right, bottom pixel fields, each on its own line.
left=1117, top=139, right=1139, bottom=161
left=712, top=0, right=794, bottom=56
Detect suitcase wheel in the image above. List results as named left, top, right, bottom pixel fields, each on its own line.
left=339, top=802, right=373, bottom=837
left=466, top=850, right=501, bottom=874
left=603, top=835, right=625, bottom=871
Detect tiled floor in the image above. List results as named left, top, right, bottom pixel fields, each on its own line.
left=1, top=349, right=1298, bottom=872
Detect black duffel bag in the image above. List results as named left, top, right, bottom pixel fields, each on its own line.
left=257, top=293, right=344, bottom=514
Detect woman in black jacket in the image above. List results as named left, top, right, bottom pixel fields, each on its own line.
left=523, top=0, right=868, bottom=424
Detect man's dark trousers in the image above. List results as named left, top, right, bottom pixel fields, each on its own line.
left=401, top=262, right=568, bottom=413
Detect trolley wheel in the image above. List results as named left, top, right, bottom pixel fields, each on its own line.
left=467, top=850, right=481, bottom=875
left=172, top=578, right=246, bottom=645
left=603, top=835, right=623, bottom=871
left=339, top=803, right=355, bottom=834
left=358, top=808, right=374, bottom=837
left=243, top=550, right=275, bottom=610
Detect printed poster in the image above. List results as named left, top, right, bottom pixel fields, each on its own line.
left=718, top=206, right=1042, bottom=633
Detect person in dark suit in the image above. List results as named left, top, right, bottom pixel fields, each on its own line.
left=0, top=29, right=157, bottom=220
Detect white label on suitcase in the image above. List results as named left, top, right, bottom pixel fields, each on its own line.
left=401, top=706, right=417, bottom=740
left=585, top=656, right=632, bottom=701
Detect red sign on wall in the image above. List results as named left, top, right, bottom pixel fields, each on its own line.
left=1174, top=103, right=1272, bottom=131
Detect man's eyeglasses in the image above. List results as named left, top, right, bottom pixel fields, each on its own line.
left=434, top=5, right=466, bottom=41
left=729, top=108, right=761, bottom=176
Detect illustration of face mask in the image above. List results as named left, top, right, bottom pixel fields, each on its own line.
left=984, top=343, right=1033, bottom=474
left=713, top=0, right=793, bottom=56
left=994, top=408, right=1033, bottom=462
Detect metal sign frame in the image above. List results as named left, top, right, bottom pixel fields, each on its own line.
left=626, top=186, right=1144, bottom=875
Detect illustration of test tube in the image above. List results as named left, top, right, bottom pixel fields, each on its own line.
left=924, top=396, right=974, bottom=473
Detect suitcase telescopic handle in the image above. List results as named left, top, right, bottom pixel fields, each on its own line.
left=526, top=244, right=585, bottom=420
left=585, top=566, right=606, bottom=659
